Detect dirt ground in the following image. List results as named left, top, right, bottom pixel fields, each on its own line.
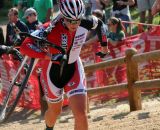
left=0, top=96, right=160, bottom=130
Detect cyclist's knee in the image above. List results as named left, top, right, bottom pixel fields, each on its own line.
left=74, top=109, right=87, bottom=120
left=46, top=107, right=62, bottom=117
left=47, top=102, right=62, bottom=116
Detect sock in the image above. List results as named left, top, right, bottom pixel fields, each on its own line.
left=45, top=124, right=54, bottom=130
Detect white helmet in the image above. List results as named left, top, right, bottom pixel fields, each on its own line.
left=59, top=0, right=85, bottom=20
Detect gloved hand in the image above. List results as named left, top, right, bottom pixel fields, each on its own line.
left=51, top=53, right=64, bottom=62
left=0, top=45, right=12, bottom=56
left=96, top=50, right=110, bottom=58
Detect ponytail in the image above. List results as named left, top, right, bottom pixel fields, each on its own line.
left=109, top=17, right=125, bottom=33
left=117, top=18, right=125, bottom=33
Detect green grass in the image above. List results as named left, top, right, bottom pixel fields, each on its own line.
left=131, top=7, right=160, bottom=34
left=130, top=7, right=160, bottom=24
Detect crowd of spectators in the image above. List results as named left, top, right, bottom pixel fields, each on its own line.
left=0, top=0, right=160, bottom=50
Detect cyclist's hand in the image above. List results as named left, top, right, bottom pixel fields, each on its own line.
left=0, top=45, right=12, bottom=56
left=51, top=54, right=64, bottom=62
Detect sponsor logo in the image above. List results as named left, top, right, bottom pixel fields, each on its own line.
left=56, top=89, right=63, bottom=96
left=27, top=43, right=42, bottom=52
left=69, top=89, right=87, bottom=95
left=67, top=82, right=76, bottom=87
left=75, top=33, right=85, bottom=41
left=75, top=33, right=85, bottom=39
left=61, top=34, right=67, bottom=50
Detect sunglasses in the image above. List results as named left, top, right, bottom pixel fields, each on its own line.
left=65, top=18, right=81, bottom=24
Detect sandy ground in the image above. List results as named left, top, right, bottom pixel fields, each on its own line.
left=0, top=96, right=160, bottom=130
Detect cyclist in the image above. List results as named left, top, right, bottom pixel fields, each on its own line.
left=20, top=0, right=109, bottom=130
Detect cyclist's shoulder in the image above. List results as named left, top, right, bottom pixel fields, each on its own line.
left=80, top=15, right=101, bottom=30
left=43, top=15, right=62, bottom=29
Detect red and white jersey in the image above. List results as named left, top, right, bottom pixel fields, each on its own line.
left=20, top=15, right=107, bottom=64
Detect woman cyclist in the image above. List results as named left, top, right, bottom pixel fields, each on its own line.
left=20, top=0, right=108, bottom=130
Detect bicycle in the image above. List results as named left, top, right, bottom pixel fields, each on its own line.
left=0, top=32, right=66, bottom=123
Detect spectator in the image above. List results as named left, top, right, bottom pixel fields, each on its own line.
left=23, top=7, right=42, bottom=33
left=107, top=17, right=125, bottom=46
left=6, top=7, right=29, bottom=46
left=92, top=9, right=106, bottom=23
left=86, top=17, right=125, bottom=58
left=83, top=0, right=91, bottom=16
left=33, top=0, right=53, bottom=23
left=88, top=0, right=107, bottom=13
left=137, top=0, right=155, bottom=24
left=52, top=0, right=59, bottom=13
left=98, top=17, right=125, bottom=57
left=106, top=0, right=135, bottom=35
left=152, top=0, right=160, bottom=16
left=0, top=27, right=4, bottom=45
left=87, top=0, right=108, bottom=22
left=86, top=9, right=108, bottom=40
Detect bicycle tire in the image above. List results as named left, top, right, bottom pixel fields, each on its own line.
left=0, top=57, right=35, bottom=123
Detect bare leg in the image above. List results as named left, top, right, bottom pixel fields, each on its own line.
left=69, top=94, right=88, bottom=130
left=44, top=101, right=63, bottom=127
left=148, top=9, right=154, bottom=24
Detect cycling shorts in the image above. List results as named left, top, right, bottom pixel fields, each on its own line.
left=40, top=58, right=87, bottom=103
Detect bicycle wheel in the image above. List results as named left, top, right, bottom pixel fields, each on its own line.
left=0, top=56, right=36, bottom=123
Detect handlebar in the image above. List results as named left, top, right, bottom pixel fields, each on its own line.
left=19, top=32, right=66, bottom=55
left=0, top=45, right=23, bottom=62
left=19, top=32, right=67, bottom=77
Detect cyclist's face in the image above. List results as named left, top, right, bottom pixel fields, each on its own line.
left=64, top=18, right=81, bottom=32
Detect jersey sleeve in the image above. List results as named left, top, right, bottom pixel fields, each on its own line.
left=20, top=26, right=50, bottom=59
left=81, top=15, right=108, bottom=47
left=20, top=37, right=46, bottom=58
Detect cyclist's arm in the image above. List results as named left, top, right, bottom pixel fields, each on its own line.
left=0, top=45, right=8, bottom=56
left=20, top=22, right=52, bottom=59
left=20, top=37, right=46, bottom=58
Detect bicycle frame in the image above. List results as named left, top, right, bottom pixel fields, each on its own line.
left=0, top=56, right=38, bottom=122
left=0, top=32, right=66, bottom=122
